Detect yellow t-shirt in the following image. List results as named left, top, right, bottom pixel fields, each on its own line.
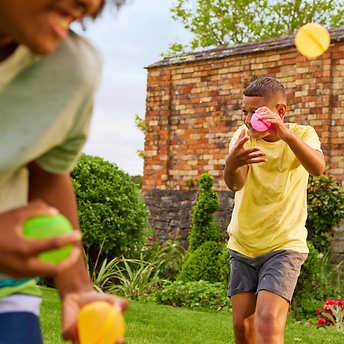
left=227, top=124, right=322, bottom=257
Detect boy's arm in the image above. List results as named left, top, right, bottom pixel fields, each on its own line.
left=224, top=164, right=248, bottom=192
left=259, top=110, right=325, bottom=176
left=28, top=162, right=128, bottom=342
left=283, top=132, right=325, bottom=176
left=0, top=200, right=81, bottom=278
left=28, top=162, right=92, bottom=292
left=224, top=128, right=266, bottom=191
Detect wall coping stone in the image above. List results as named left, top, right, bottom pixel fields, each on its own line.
left=146, top=28, right=344, bottom=69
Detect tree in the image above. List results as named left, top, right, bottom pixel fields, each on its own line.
left=71, top=154, right=151, bottom=265
left=168, top=0, right=344, bottom=54
left=135, top=114, right=145, bottom=159
left=188, top=172, right=221, bottom=251
left=177, top=173, right=229, bottom=284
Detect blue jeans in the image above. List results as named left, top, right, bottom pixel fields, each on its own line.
left=0, top=312, right=43, bottom=344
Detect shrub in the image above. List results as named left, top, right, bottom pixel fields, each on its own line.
left=218, top=245, right=231, bottom=285
left=292, top=241, right=322, bottom=318
left=140, top=235, right=186, bottom=281
left=188, top=173, right=221, bottom=252
left=107, top=255, right=163, bottom=300
left=292, top=241, right=344, bottom=319
left=88, top=254, right=163, bottom=300
left=177, top=242, right=228, bottom=284
left=155, top=280, right=229, bottom=310
left=71, top=154, right=151, bottom=264
left=307, top=175, right=344, bottom=253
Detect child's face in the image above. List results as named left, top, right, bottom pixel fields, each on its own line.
left=0, top=0, right=103, bottom=55
left=242, top=95, right=284, bottom=140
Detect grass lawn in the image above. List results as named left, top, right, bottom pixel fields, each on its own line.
left=40, top=287, right=343, bottom=343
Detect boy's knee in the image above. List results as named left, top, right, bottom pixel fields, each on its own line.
left=233, top=317, right=245, bottom=334
left=233, top=316, right=255, bottom=338
left=255, top=310, right=282, bottom=337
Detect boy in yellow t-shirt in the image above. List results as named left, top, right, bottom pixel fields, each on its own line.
left=224, top=76, right=325, bottom=344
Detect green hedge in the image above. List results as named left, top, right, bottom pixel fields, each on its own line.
left=155, top=280, right=229, bottom=310
left=178, top=242, right=229, bottom=284
left=307, top=175, right=344, bottom=253
left=188, top=173, right=221, bottom=252
left=71, top=154, right=151, bottom=263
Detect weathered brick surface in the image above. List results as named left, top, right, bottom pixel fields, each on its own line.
left=143, top=30, right=344, bottom=190
left=142, top=29, right=344, bottom=260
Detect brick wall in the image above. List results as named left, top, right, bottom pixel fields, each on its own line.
left=143, top=28, right=344, bottom=191
left=142, top=29, right=344, bottom=260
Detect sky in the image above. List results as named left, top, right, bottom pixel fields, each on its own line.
left=74, top=0, right=192, bottom=176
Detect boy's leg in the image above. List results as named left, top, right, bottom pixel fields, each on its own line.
left=229, top=250, right=259, bottom=344
left=0, top=294, right=43, bottom=344
left=0, top=312, right=43, bottom=344
left=255, top=290, right=289, bottom=344
left=231, top=292, right=256, bottom=344
left=254, top=250, right=308, bottom=344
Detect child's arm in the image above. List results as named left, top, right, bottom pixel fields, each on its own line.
left=259, top=109, right=325, bottom=176
left=283, top=133, right=325, bottom=176
left=0, top=200, right=81, bottom=278
left=224, top=128, right=266, bottom=191
left=28, top=162, right=128, bottom=343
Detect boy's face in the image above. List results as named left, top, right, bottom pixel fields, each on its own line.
left=242, top=95, right=286, bottom=140
left=0, top=0, right=103, bottom=55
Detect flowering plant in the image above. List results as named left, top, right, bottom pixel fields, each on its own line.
left=316, top=299, right=344, bottom=331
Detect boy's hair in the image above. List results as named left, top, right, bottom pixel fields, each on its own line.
left=244, top=76, right=286, bottom=101
left=93, top=0, right=127, bottom=18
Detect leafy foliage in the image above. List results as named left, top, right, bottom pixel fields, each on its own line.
left=135, top=114, right=145, bottom=159
left=307, top=175, right=344, bottom=253
left=292, top=241, right=344, bottom=318
left=292, top=241, right=322, bottom=318
left=142, top=236, right=186, bottom=281
left=88, top=254, right=162, bottom=299
left=188, top=173, right=221, bottom=252
left=178, top=242, right=228, bottom=283
left=71, top=154, right=151, bottom=264
left=155, top=280, right=229, bottom=310
left=177, top=173, right=226, bottom=285
left=168, top=0, right=344, bottom=53
left=87, top=238, right=185, bottom=299
left=107, top=255, right=162, bottom=300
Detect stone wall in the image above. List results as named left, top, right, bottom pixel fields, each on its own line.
left=142, top=189, right=234, bottom=248
left=332, top=223, right=344, bottom=262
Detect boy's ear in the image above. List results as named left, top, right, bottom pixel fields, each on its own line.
left=277, top=104, right=287, bottom=119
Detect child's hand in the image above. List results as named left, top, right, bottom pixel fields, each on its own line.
left=256, top=107, right=290, bottom=140
left=61, top=289, right=128, bottom=344
left=225, top=128, right=266, bottom=170
left=0, top=200, right=81, bottom=278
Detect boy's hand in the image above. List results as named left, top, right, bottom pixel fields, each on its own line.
left=61, top=289, right=128, bottom=344
left=257, top=107, right=290, bottom=140
left=225, top=128, right=266, bottom=170
left=0, top=200, right=81, bottom=278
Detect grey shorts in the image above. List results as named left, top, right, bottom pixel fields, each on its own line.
left=228, top=249, right=308, bottom=303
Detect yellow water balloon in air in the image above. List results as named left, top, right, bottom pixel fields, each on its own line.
left=295, top=23, right=330, bottom=59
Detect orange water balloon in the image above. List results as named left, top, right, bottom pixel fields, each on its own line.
left=78, top=301, right=125, bottom=344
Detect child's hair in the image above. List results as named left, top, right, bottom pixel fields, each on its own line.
left=244, top=76, right=286, bottom=100
left=93, top=0, right=127, bottom=18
